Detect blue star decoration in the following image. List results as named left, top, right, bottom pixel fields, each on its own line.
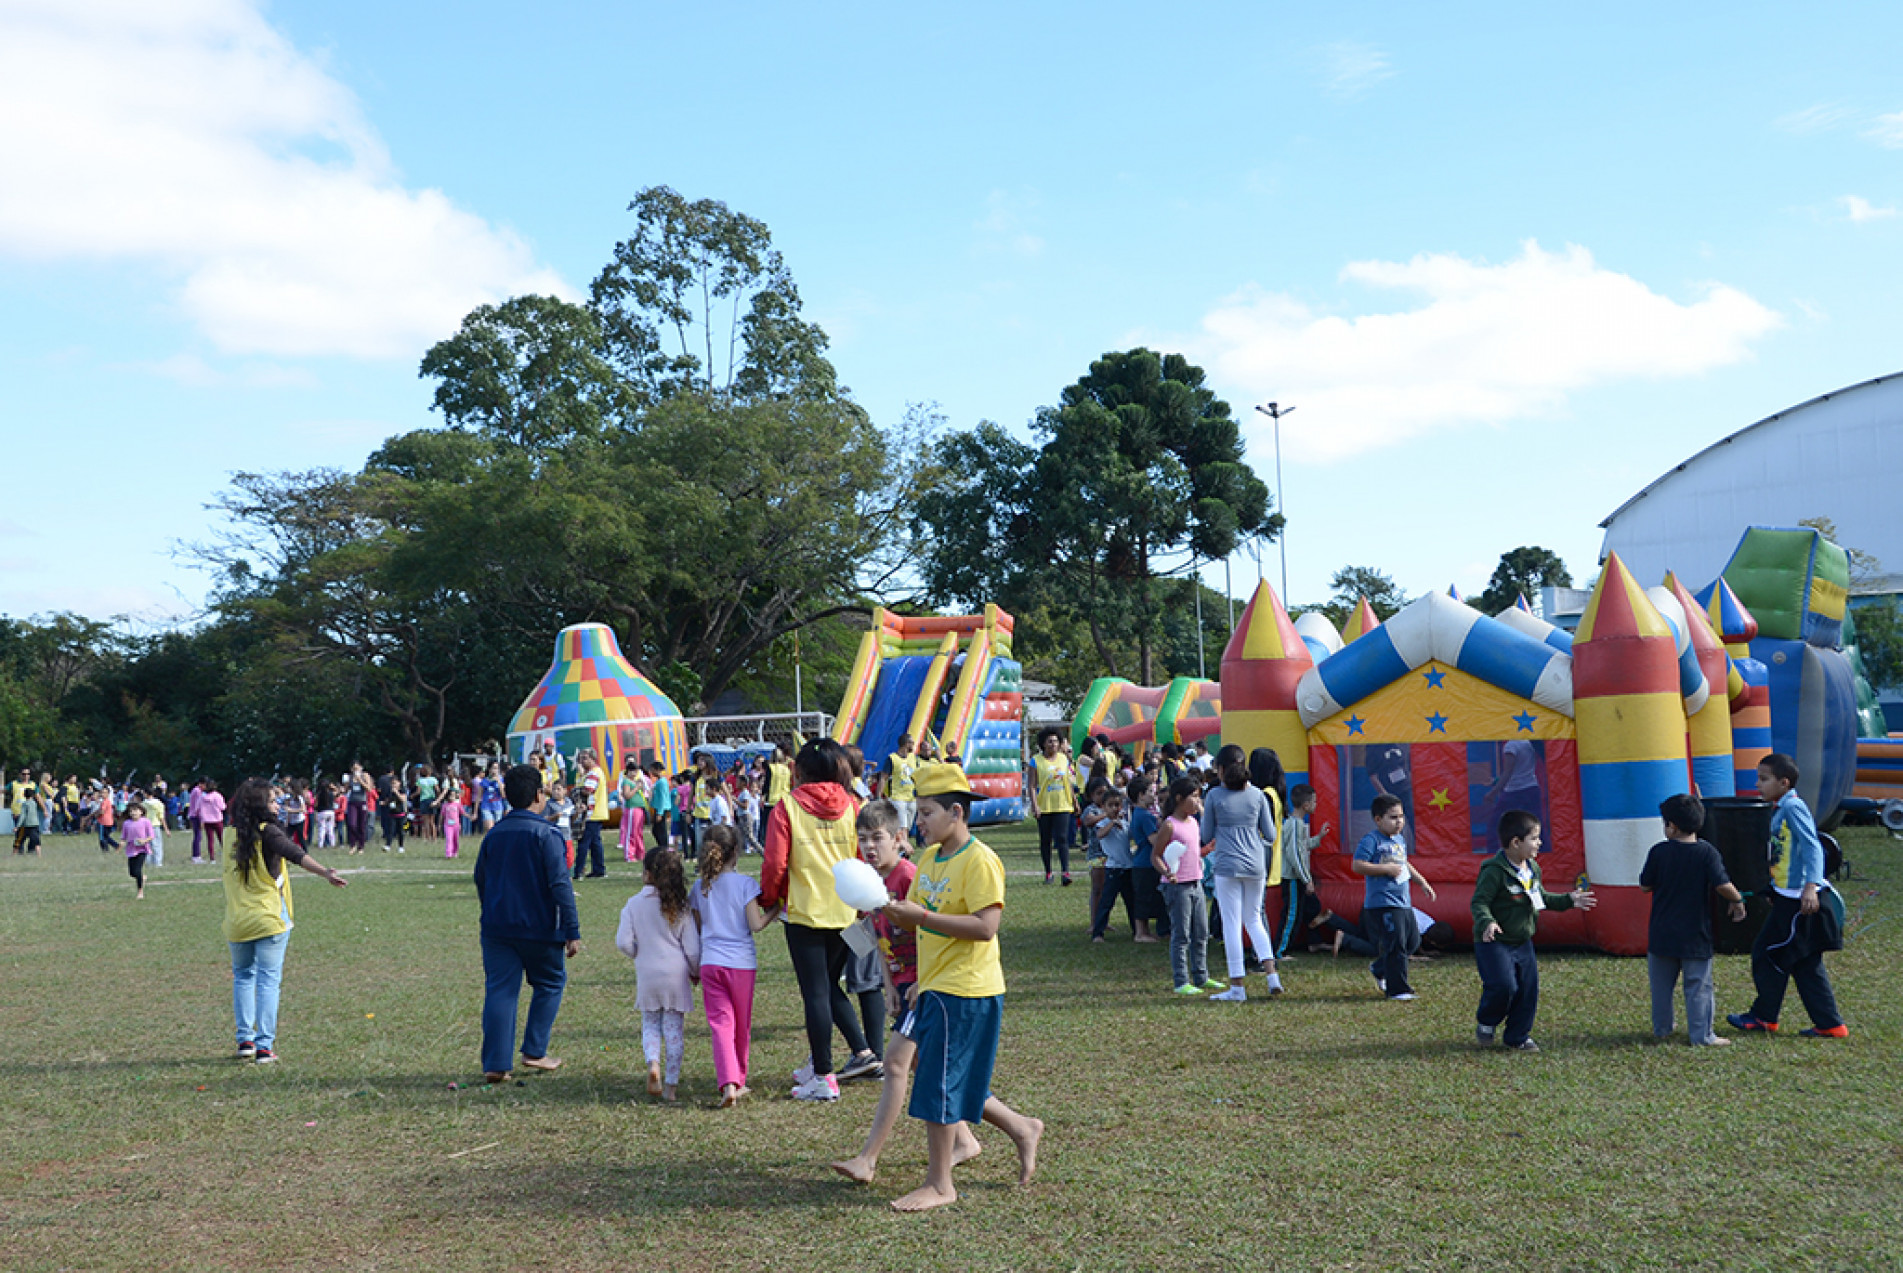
left=1425, top=712, right=1449, bottom=734
left=1422, top=667, right=1446, bottom=688
left=1344, top=714, right=1366, bottom=736
left=1512, top=711, right=1537, bottom=733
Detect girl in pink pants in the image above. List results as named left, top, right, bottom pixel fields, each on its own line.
left=442, top=776, right=464, bottom=859
left=618, top=760, right=648, bottom=862
left=688, top=826, right=778, bottom=1106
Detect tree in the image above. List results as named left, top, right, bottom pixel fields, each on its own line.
left=588, top=186, right=838, bottom=403
left=1853, top=598, right=1903, bottom=690
left=1319, top=565, right=1409, bottom=628
left=1475, top=546, right=1573, bottom=616
left=915, top=349, right=1276, bottom=684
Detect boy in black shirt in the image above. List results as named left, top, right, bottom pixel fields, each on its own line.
left=1638, top=794, right=1745, bottom=1046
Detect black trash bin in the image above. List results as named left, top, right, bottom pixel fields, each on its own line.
left=1702, top=796, right=1773, bottom=954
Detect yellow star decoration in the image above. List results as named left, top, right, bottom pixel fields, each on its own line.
left=1427, top=788, right=1453, bottom=811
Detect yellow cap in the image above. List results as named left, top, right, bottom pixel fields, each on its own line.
left=913, top=763, right=974, bottom=799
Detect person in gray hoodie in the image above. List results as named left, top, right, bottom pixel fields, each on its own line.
left=1200, top=744, right=1285, bottom=1003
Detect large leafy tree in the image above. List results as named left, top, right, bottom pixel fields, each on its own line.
left=1475, top=546, right=1573, bottom=615
left=916, top=349, right=1275, bottom=683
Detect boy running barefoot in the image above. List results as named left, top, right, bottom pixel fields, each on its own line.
left=830, top=799, right=980, bottom=1185
left=876, top=764, right=1043, bottom=1212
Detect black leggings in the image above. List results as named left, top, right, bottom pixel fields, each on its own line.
left=128, top=851, right=147, bottom=887
left=1037, top=812, right=1072, bottom=876
left=783, top=922, right=869, bottom=1077
left=858, top=988, right=885, bottom=1062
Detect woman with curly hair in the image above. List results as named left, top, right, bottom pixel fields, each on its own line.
left=222, top=778, right=349, bottom=1063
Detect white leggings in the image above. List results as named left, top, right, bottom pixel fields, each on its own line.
left=642, top=1009, right=685, bottom=1085
left=1216, top=875, right=1274, bottom=980
left=313, top=810, right=337, bottom=848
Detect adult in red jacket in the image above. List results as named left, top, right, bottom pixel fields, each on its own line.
left=760, top=738, right=872, bottom=1100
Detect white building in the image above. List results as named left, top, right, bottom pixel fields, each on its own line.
left=1598, top=371, right=1903, bottom=594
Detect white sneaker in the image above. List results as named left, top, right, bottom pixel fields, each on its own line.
left=1391, top=992, right=1417, bottom=1001
left=792, top=1059, right=815, bottom=1085
left=790, top=1073, right=839, bottom=1102
left=1210, top=986, right=1248, bottom=1003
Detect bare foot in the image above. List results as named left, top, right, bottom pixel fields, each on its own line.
left=891, top=1184, right=958, bottom=1212
left=662, top=1084, right=677, bottom=1103
left=719, top=1083, right=746, bottom=1108
left=646, top=1063, right=663, bottom=1097
left=830, top=1155, right=875, bottom=1184
left=1011, top=1117, right=1043, bottom=1185
left=953, top=1129, right=983, bottom=1166
left=1133, top=933, right=1158, bottom=943
left=520, top=1054, right=561, bottom=1072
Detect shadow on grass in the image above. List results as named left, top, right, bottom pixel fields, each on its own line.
left=467, top=1155, right=1011, bottom=1215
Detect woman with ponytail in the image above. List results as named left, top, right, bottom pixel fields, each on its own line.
left=1200, top=745, right=1284, bottom=1002
left=221, top=778, right=348, bottom=1062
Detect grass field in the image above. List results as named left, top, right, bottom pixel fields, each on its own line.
left=1, top=821, right=1898, bottom=1272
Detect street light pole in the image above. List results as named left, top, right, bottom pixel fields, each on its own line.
left=1253, top=402, right=1295, bottom=602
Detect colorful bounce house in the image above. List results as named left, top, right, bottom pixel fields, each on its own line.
left=506, top=623, right=689, bottom=778
left=1120, top=526, right=1864, bottom=956
left=1070, top=676, right=1223, bottom=759
left=831, top=606, right=1026, bottom=824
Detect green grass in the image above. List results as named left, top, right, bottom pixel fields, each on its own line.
left=2, top=823, right=1900, bottom=1272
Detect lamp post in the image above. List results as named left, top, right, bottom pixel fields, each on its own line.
left=1253, top=402, right=1295, bottom=602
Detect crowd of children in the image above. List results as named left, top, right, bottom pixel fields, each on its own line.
left=7, top=730, right=1853, bottom=1219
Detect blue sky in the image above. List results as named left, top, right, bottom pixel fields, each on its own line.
left=3, top=1, right=1900, bottom=627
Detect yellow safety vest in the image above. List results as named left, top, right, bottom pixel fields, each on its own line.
left=784, top=798, right=859, bottom=929
left=222, top=847, right=293, bottom=944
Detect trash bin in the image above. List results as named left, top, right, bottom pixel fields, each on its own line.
left=1702, top=796, right=1773, bottom=955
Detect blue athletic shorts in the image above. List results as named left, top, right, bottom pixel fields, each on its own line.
left=900, top=990, right=1001, bottom=1125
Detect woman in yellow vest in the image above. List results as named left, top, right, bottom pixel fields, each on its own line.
left=222, top=777, right=348, bottom=1063
left=1032, top=728, right=1078, bottom=886
left=759, top=738, right=879, bottom=1099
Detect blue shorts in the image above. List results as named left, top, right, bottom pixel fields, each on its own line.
left=900, top=990, right=1001, bottom=1125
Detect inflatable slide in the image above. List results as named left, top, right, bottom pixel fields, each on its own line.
left=831, top=606, right=1026, bottom=824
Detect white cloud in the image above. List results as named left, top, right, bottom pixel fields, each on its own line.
left=1317, top=41, right=1394, bottom=100
left=133, top=353, right=317, bottom=388
left=0, top=0, right=572, bottom=359
left=1162, top=241, right=1781, bottom=463
left=973, top=190, right=1044, bottom=259
left=1776, top=103, right=1858, bottom=135
left=1864, top=111, right=1903, bottom=148
left=1840, top=195, right=1898, bottom=223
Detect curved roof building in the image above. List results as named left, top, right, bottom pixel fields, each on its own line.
left=1599, top=372, right=1903, bottom=594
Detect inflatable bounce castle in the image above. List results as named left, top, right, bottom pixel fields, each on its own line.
left=830, top=606, right=1026, bottom=824
left=506, top=623, right=688, bottom=778
left=1069, top=676, right=1222, bottom=758
left=1085, top=526, right=1862, bottom=956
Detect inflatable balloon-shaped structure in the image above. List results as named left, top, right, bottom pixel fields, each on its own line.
left=506, top=623, right=688, bottom=779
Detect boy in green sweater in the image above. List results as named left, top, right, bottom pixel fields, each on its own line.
left=1471, top=810, right=1596, bottom=1052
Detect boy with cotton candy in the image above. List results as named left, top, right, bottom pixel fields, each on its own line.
left=875, top=763, right=1043, bottom=1213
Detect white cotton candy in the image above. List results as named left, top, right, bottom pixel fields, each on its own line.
left=833, top=858, right=890, bottom=911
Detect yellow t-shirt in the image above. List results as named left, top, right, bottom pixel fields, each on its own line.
left=692, top=775, right=718, bottom=820
left=222, top=846, right=294, bottom=944
left=886, top=753, right=918, bottom=800
left=784, top=798, right=859, bottom=928
left=909, top=835, right=1007, bottom=998
left=1033, top=754, right=1075, bottom=815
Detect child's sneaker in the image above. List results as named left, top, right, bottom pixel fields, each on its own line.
left=1172, top=983, right=1204, bottom=996
left=1726, top=1012, right=1778, bottom=1033
left=1799, top=1024, right=1849, bottom=1038
left=838, top=1052, right=884, bottom=1081
left=791, top=1073, right=839, bottom=1102
left=254, top=1046, right=277, bottom=1064
left=1508, top=1038, right=1540, bottom=1052
left=236, top=1041, right=257, bottom=1059
left=1209, top=986, right=1248, bottom=1003
left=1198, top=978, right=1228, bottom=993
left=1475, top=1025, right=1497, bottom=1046
left=792, top=1059, right=815, bottom=1085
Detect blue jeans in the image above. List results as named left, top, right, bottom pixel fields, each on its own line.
left=1162, top=881, right=1210, bottom=987
left=481, top=934, right=567, bottom=1074
left=1648, top=953, right=1716, bottom=1043
left=1474, top=937, right=1539, bottom=1044
left=230, top=930, right=291, bottom=1050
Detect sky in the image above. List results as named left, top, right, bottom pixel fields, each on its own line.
left=3, top=0, right=1901, bottom=629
